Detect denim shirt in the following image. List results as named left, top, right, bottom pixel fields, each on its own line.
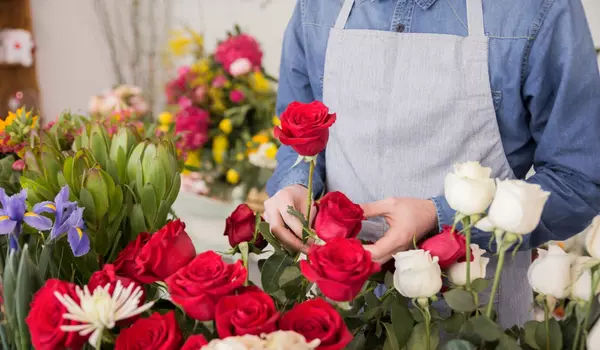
left=267, top=0, right=600, bottom=249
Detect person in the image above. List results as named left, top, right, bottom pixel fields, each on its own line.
left=265, top=0, right=600, bottom=328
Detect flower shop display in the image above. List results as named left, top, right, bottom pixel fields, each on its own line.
left=89, top=84, right=150, bottom=122
left=161, top=26, right=278, bottom=203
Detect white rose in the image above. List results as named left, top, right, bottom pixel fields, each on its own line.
left=584, top=215, right=600, bottom=259
left=249, top=143, right=278, bottom=169
left=570, top=255, right=600, bottom=302
left=477, top=180, right=550, bottom=234
left=444, top=161, right=496, bottom=215
left=589, top=315, right=600, bottom=350
left=263, top=331, right=320, bottom=350
left=527, top=245, right=572, bottom=299
left=203, top=335, right=265, bottom=350
left=393, top=250, right=442, bottom=298
left=229, top=58, right=252, bottom=77
left=447, top=244, right=490, bottom=286
left=99, top=94, right=122, bottom=114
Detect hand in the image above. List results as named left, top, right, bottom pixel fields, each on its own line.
left=361, top=197, right=438, bottom=264
left=263, top=184, right=317, bottom=253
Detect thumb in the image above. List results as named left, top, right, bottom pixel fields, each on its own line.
left=360, top=199, right=391, bottom=219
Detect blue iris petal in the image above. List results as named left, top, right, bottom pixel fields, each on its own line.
left=23, top=212, right=53, bottom=231
left=67, top=226, right=90, bottom=257
left=0, top=216, right=17, bottom=235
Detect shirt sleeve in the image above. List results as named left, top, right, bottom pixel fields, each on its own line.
left=433, top=0, right=600, bottom=250
left=266, top=1, right=327, bottom=198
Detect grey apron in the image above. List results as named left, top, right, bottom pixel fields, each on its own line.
left=323, top=0, right=533, bottom=329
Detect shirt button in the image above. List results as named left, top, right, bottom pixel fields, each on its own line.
left=396, top=23, right=405, bottom=32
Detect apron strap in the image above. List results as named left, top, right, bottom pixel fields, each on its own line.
left=334, top=0, right=355, bottom=29
left=466, top=0, right=486, bottom=37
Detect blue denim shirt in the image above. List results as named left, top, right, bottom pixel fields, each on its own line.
left=267, top=0, right=600, bottom=249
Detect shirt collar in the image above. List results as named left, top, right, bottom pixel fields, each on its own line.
left=414, top=0, right=438, bottom=10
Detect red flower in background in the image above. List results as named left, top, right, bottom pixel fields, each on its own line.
left=175, top=106, right=210, bottom=152
left=115, top=311, right=182, bottom=350
left=215, top=34, right=263, bottom=74
left=419, top=225, right=469, bottom=269
left=181, top=335, right=208, bottom=350
left=166, top=66, right=191, bottom=104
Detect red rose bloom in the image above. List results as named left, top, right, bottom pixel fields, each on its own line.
left=419, top=225, right=469, bottom=269
left=115, top=311, right=182, bottom=350
left=181, top=335, right=208, bottom=350
left=135, top=220, right=196, bottom=284
left=224, top=204, right=266, bottom=249
left=214, top=34, right=263, bottom=73
left=26, top=279, right=87, bottom=350
left=215, top=286, right=279, bottom=338
left=274, top=101, right=337, bottom=156
left=280, top=298, right=352, bottom=350
left=165, top=251, right=247, bottom=321
left=300, top=238, right=380, bottom=301
left=114, top=232, right=150, bottom=283
left=88, top=264, right=139, bottom=292
left=314, top=192, right=365, bottom=242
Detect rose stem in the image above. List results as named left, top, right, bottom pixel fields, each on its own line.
left=485, top=242, right=507, bottom=318
left=463, top=216, right=472, bottom=291
left=544, top=301, right=550, bottom=350
left=304, top=159, right=316, bottom=243
left=424, top=304, right=432, bottom=350
left=572, top=318, right=582, bottom=350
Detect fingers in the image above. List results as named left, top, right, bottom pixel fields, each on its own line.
left=360, top=198, right=394, bottom=218
left=265, top=210, right=308, bottom=253
left=363, top=229, right=406, bottom=262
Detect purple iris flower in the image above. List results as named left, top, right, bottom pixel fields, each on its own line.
left=0, top=189, right=54, bottom=250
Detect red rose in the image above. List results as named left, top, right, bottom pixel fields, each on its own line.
left=26, top=279, right=87, bottom=350
left=314, top=192, right=365, bottom=242
left=215, top=286, right=279, bottom=338
left=115, top=311, right=182, bottom=350
left=419, top=225, right=469, bottom=269
left=114, top=232, right=150, bottom=283
left=181, top=335, right=208, bottom=350
left=165, top=251, right=247, bottom=321
left=214, top=34, right=263, bottom=73
left=280, top=298, right=352, bottom=350
left=274, top=101, right=336, bottom=156
left=300, top=238, right=380, bottom=301
left=224, top=204, right=266, bottom=249
left=135, top=219, right=196, bottom=284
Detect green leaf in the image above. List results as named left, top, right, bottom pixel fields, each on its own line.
left=391, top=299, right=414, bottom=348
left=279, top=265, right=301, bottom=287
left=410, top=308, right=424, bottom=323
left=535, top=318, right=562, bottom=350
left=130, top=203, right=148, bottom=234
left=154, top=201, right=171, bottom=230
left=346, top=332, right=367, bottom=350
left=286, top=206, right=308, bottom=227
left=382, top=322, right=400, bottom=350
left=497, top=334, right=522, bottom=350
left=261, top=252, right=294, bottom=294
left=108, top=186, right=124, bottom=222
left=444, top=289, right=477, bottom=313
left=384, top=271, right=394, bottom=288
left=523, top=321, right=541, bottom=350
left=258, top=222, right=282, bottom=251
left=15, top=245, right=43, bottom=349
left=79, top=188, right=97, bottom=225
left=467, top=315, right=503, bottom=342
left=140, top=184, right=158, bottom=230
left=365, top=291, right=382, bottom=308
left=3, top=250, right=18, bottom=341
left=470, top=278, right=489, bottom=293
left=440, top=340, right=476, bottom=350
left=38, top=241, right=55, bottom=279
left=407, top=323, right=440, bottom=350
left=442, top=312, right=467, bottom=334
left=164, top=171, right=181, bottom=207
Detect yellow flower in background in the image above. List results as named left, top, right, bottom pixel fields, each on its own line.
left=236, top=153, right=244, bottom=161
left=192, top=59, right=211, bottom=74
left=212, top=135, right=229, bottom=164
left=183, top=151, right=202, bottom=175
left=252, top=134, right=269, bottom=144
left=168, top=34, right=192, bottom=57
left=219, top=119, right=233, bottom=134
left=265, top=143, right=278, bottom=160
left=0, top=111, right=17, bottom=132
left=209, top=88, right=227, bottom=113
left=246, top=141, right=253, bottom=148
left=272, top=116, right=280, bottom=126
left=157, top=125, right=169, bottom=133
left=250, top=72, right=270, bottom=93
left=158, top=111, right=173, bottom=125
left=226, top=169, right=240, bottom=184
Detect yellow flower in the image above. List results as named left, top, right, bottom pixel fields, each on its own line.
left=168, top=34, right=192, bottom=57
left=0, top=111, right=17, bottom=132
left=226, top=169, right=240, bottom=184
left=192, top=59, right=211, bottom=74
left=212, top=100, right=227, bottom=114
left=158, top=112, right=173, bottom=125
left=250, top=72, right=270, bottom=93
left=112, top=114, right=122, bottom=122
left=157, top=125, right=169, bottom=133
left=272, top=116, right=280, bottom=126
left=212, top=135, right=229, bottom=164
left=236, top=153, right=245, bottom=161
left=265, top=144, right=278, bottom=160
left=252, top=134, right=269, bottom=144
left=183, top=151, right=202, bottom=175
left=246, top=141, right=253, bottom=148
left=219, top=119, right=233, bottom=134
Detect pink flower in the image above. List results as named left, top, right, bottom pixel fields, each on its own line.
left=11, top=159, right=24, bottom=171
left=175, top=106, right=210, bottom=151
left=229, top=58, right=252, bottom=77
left=212, top=75, right=227, bottom=88
left=193, top=86, right=207, bottom=102
left=229, top=89, right=245, bottom=104
left=178, top=65, right=191, bottom=77
left=215, top=34, right=263, bottom=74
left=178, top=96, right=193, bottom=109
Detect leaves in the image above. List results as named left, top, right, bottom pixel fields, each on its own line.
left=534, top=318, right=563, bottom=350
left=470, top=278, right=489, bottom=293
left=444, top=289, right=477, bottom=313
left=382, top=322, right=400, bottom=350
left=466, top=315, right=504, bottom=342
left=391, top=299, right=413, bottom=348
left=279, top=266, right=301, bottom=287
left=15, top=245, right=43, bottom=349
left=261, top=252, right=295, bottom=294
left=440, top=340, right=476, bottom=350
left=407, top=323, right=439, bottom=350
left=258, top=222, right=282, bottom=251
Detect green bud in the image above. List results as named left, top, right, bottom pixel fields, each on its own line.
left=127, top=142, right=147, bottom=186
left=83, top=167, right=111, bottom=220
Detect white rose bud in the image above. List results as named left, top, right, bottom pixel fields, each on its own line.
left=527, top=245, right=572, bottom=299
left=203, top=335, right=265, bottom=350
left=570, top=255, right=600, bottom=302
left=447, top=244, right=490, bottom=286
left=584, top=215, right=600, bottom=259
left=393, top=250, right=442, bottom=298
left=444, top=161, right=496, bottom=215
left=263, top=331, right=320, bottom=350
left=229, top=58, right=253, bottom=77
left=478, top=180, right=550, bottom=234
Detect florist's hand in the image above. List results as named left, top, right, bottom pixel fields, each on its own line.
left=361, top=198, right=438, bottom=264
left=263, top=184, right=316, bottom=253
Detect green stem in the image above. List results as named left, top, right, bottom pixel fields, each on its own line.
left=425, top=306, right=432, bottom=350
left=485, top=246, right=507, bottom=318
left=239, top=242, right=249, bottom=286
left=463, top=217, right=472, bottom=291
left=305, top=160, right=315, bottom=242
left=544, top=302, right=550, bottom=350
left=572, top=319, right=582, bottom=350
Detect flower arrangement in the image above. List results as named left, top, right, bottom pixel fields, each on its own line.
left=88, top=84, right=150, bottom=122
left=161, top=26, right=278, bottom=201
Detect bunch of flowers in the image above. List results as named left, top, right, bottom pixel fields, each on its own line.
left=161, top=26, right=278, bottom=200
left=89, top=84, right=150, bottom=122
